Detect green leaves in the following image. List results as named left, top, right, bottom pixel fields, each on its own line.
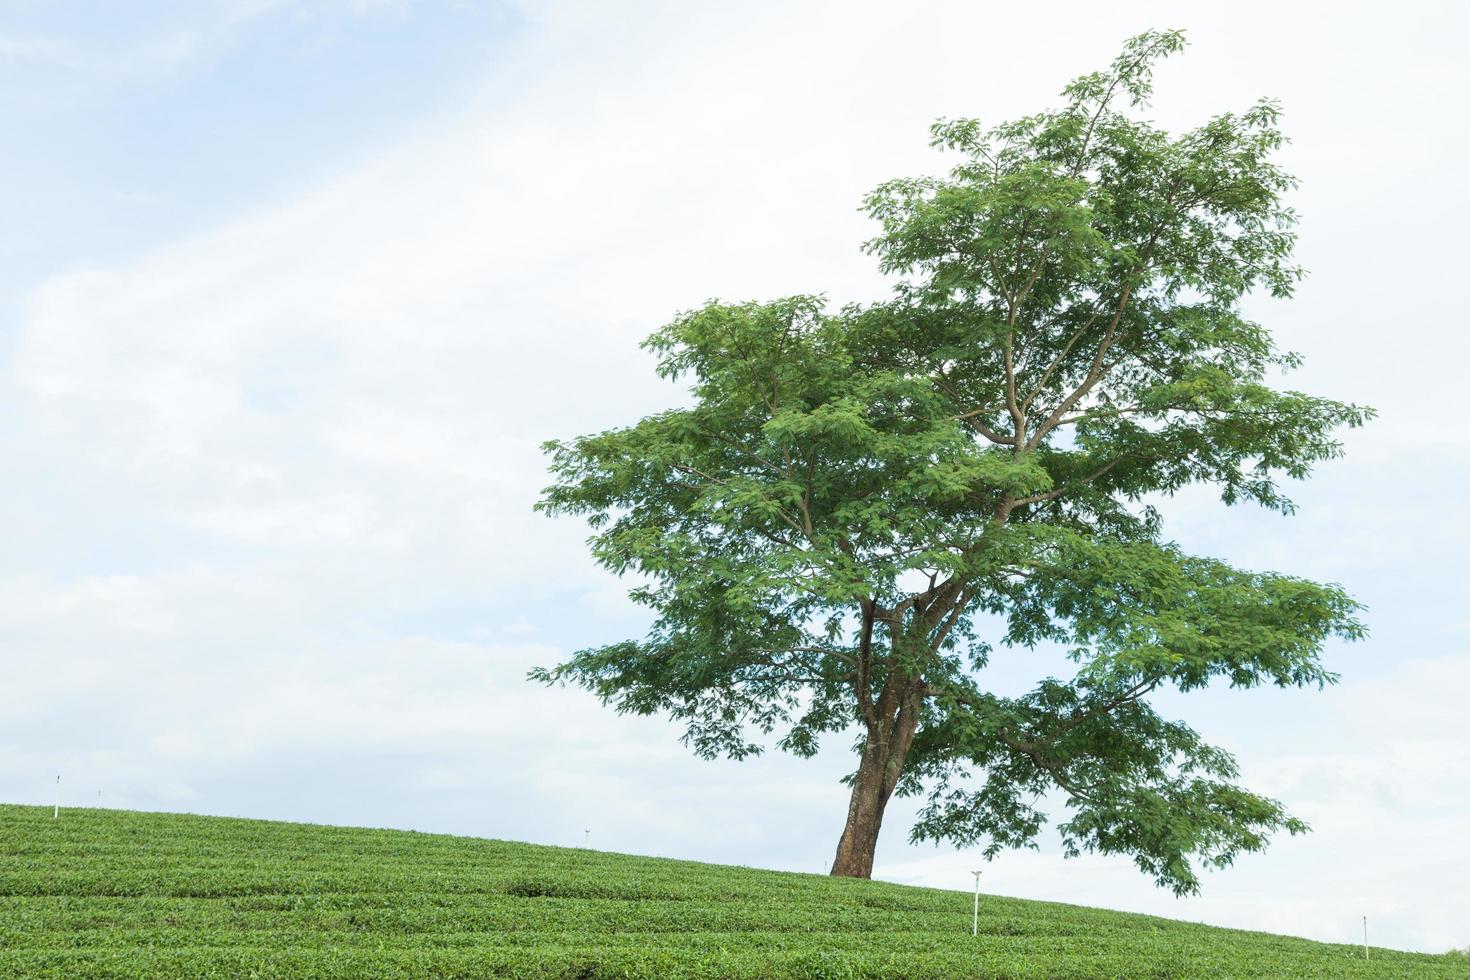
left=988, top=526, right=1362, bottom=692
left=535, top=30, right=1370, bottom=895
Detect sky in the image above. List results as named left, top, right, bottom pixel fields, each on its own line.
left=2, top=0, right=1467, bottom=956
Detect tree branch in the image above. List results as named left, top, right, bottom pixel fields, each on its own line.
left=1025, top=282, right=1134, bottom=450
left=1009, top=456, right=1125, bottom=507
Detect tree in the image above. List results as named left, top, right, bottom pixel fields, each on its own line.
left=533, top=31, right=1371, bottom=891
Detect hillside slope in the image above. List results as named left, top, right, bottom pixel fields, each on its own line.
left=0, top=804, right=1459, bottom=978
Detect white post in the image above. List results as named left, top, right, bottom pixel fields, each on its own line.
left=971, top=870, right=982, bottom=937
left=53, top=774, right=60, bottom=819
left=1363, top=915, right=1369, bottom=960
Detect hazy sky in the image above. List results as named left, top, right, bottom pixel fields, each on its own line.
left=3, top=0, right=1466, bottom=955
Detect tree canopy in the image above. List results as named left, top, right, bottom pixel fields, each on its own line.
left=534, top=30, right=1371, bottom=891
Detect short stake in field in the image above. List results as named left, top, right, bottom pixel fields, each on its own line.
left=971, top=870, right=982, bottom=937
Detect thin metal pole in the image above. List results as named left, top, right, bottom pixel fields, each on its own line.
left=971, top=870, right=982, bottom=937
left=1363, top=915, right=1369, bottom=960
left=53, top=775, right=60, bottom=819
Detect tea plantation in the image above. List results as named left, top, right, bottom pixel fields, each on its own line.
left=0, top=804, right=1460, bottom=978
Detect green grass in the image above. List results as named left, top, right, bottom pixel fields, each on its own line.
left=0, top=804, right=1460, bottom=978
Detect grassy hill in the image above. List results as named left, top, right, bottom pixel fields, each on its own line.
left=0, top=804, right=1460, bottom=978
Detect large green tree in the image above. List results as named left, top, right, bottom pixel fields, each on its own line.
left=534, top=32, right=1370, bottom=890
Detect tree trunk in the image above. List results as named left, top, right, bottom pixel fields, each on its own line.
left=829, top=695, right=921, bottom=878
left=829, top=741, right=891, bottom=877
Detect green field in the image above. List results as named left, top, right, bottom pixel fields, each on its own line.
left=0, top=804, right=1460, bottom=978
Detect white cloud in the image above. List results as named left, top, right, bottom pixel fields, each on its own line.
left=0, top=574, right=178, bottom=637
